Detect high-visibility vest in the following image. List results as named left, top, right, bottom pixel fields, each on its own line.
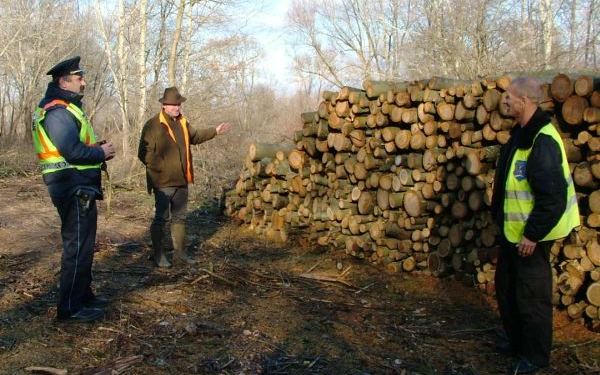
left=503, top=123, right=580, bottom=242
left=32, top=99, right=102, bottom=175
left=159, top=111, right=193, bottom=183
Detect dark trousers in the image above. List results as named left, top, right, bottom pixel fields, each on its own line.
left=152, top=186, right=188, bottom=227
left=52, top=193, right=97, bottom=318
left=495, top=236, right=553, bottom=367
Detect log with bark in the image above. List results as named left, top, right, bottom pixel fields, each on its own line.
left=225, top=74, right=600, bottom=328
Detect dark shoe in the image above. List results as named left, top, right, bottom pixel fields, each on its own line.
left=84, top=296, right=110, bottom=308
left=58, top=307, right=104, bottom=323
left=495, top=340, right=514, bottom=354
left=509, top=359, right=542, bottom=374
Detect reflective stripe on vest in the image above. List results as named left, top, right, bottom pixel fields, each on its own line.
left=503, top=123, right=580, bottom=242
left=159, top=111, right=193, bottom=183
left=31, top=99, right=101, bottom=175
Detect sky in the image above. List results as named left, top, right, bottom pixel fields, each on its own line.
left=98, top=0, right=299, bottom=90
left=243, top=0, right=297, bottom=89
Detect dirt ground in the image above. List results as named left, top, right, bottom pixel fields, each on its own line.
left=0, top=175, right=598, bottom=375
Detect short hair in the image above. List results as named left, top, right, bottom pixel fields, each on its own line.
left=53, top=75, right=74, bottom=85
left=509, top=77, right=542, bottom=104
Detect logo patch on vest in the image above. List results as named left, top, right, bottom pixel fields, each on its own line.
left=514, top=160, right=527, bottom=181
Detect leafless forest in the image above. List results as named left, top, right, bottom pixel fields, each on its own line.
left=0, top=0, right=598, bottom=199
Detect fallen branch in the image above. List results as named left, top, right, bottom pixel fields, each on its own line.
left=197, top=267, right=237, bottom=286
left=79, top=355, right=144, bottom=375
left=24, top=367, right=67, bottom=375
left=297, top=272, right=354, bottom=287
left=190, top=274, right=210, bottom=284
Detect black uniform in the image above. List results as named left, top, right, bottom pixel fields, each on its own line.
left=39, top=83, right=105, bottom=319
left=491, top=108, right=567, bottom=367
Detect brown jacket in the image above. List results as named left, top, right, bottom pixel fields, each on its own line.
left=138, top=110, right=216, bottom=193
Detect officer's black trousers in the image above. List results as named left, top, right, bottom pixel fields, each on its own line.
left=53, top=193, right=97, bottom=318
left=495, top=237, right=553, bottom=367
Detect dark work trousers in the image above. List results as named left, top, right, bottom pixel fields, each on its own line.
left=53, top=193, right=97, bottom=318
left=152, top=186, right=188, bottom=227
left=495, top=236, right=553, bottom=367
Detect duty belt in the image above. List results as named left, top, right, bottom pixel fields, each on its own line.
left=40, top=161, right=74, bottom=171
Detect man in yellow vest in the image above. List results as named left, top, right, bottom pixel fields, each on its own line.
left=491, top=77, right=580, bottom=374
left=138, top=87, right=232, bottom=268
left=32, top=56, right=116, bottom=323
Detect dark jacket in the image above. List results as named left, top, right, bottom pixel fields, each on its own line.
left=491, top=108, right=567, bottom=243
left=138, top=111, right=216, bottom=193
left=38, top=83, right=105, bottom=199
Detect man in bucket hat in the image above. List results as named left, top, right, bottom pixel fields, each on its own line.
left=138, top=87, right=232, bottom=268
left=32, top=56, right=116, bottom=323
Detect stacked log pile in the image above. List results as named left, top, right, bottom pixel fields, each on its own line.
left=224, top=73, right=600, bottom=329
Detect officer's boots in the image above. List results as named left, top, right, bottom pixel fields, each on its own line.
left=150, top=222, right=172, bottom=268
left=171, top=221, right=197, bottom=265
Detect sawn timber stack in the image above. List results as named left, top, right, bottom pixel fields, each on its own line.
left=224, top=73, right=600, bottom=330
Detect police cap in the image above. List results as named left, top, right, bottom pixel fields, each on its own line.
left=46, top=56, right=84, bottom=78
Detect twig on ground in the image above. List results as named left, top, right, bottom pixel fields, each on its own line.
left=307, top=356, right=320, bottom=369
left=220, top=357, right=236, bottom=370
left=552, top=339, right=599, bottom=351
left=197, top=267, right=237, bottom=286
left=190, top=274, right=210, bottom=284
left=354, top=282, right=375, bottom=295
left=449, top=326, right=498, bottom=335
left=305, top=260, right=322, bottom=274
left=340, top=265, right=352, bottom=277
left=79, top=355, right=144, bottom=375
left=94, top=269, right=150, bottom=276
left=24, top=367, right=67, bottom=375
left=97, top=326, right=125, bottom=335
left=298, top=272, right=354, bottom=288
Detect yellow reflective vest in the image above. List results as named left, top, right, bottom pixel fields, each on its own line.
left=32, top=99, right=102, bottom=175
left=503, top=123, right=580, bottom=242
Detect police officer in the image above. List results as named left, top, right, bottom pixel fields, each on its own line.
left=32, top=56, right=116, bottom=322
left=491, top=77, right=580, bottom=374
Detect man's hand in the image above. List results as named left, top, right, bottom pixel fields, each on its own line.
left=100, top=142, right=116, bottom=161
left=216, top=122, right=232, bottom=135
left=517, top=236, right=537, bottom=257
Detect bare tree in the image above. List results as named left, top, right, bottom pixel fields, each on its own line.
left=0, top=0, right=86, bottom=141
left=539, top=0, right=556, bottom=69
left=137, top=0, right=149, bottom=133
left=95, top=0, right=132, bottom=156
left=167, top=0, right=186, bottom=86
left=584, top=0, right=599, bottom=66
left=288, top=0, right=415, bottom=88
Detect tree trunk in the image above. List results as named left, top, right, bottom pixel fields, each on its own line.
left=167, top=0, right=186, bottom=86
